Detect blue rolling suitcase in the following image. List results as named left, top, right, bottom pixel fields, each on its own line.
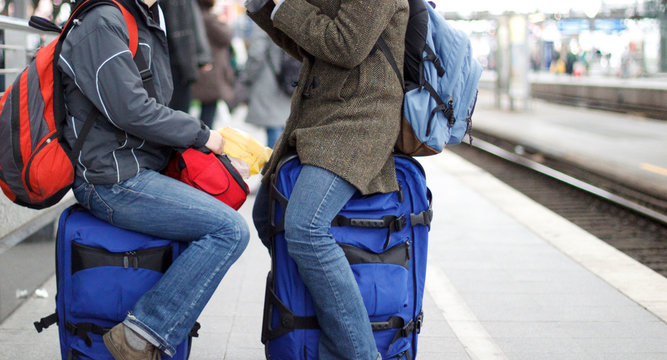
left=261, top=154, right=432, bottom=360
left=34, top=205, right=197, bottom=360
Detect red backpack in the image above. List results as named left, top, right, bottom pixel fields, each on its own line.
left=0, top=0, right=142, bottom=209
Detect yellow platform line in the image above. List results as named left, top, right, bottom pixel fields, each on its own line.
left=641, top=163, right=667, bottom=177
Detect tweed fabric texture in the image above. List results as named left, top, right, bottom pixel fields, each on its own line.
left=249, top=0, right=409, bottom=195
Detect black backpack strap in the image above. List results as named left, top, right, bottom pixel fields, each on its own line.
left=68, top=109, right=99, bottom=164
left=132, top=46, right=158, bottom=99
left=376, top=37, right=405, bottom=91
left=28, top=16, right=62, bottom=33
left=422, top=45, right=445, bottom=77
left=422, top=81, right=454, bottom=132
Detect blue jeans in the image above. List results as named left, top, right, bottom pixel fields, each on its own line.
left=266, top=126, right=283, bottom=148
left=72, top=170, right=249, bottom=356
left=253, top=165, right=379, bottom=360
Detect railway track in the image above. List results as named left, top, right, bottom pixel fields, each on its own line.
left=449, top=131, right=667, bottom=277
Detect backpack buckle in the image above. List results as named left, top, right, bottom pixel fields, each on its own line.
left=387, top=214, right=406, bottom=233
left=139, top=68, right=153, bottom=83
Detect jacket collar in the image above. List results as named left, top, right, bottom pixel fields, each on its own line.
left=121, top=0, right=164, bottom=32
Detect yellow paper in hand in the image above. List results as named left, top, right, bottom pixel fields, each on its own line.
left=217, top=127, right=272, bottom=176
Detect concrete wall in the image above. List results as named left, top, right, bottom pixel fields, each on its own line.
left=0, top=194, right=74, bottom=321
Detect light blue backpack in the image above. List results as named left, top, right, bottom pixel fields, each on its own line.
left=377, top=0, right=483, bottom=155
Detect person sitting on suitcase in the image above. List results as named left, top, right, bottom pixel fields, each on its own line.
left=58, top=0, right=250, bottom=359
left=247, top=0, right=408, bottom=359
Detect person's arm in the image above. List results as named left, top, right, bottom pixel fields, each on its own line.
left=58, top=8, right=220, bottom=151
left=243, top=23, right=272, bottom=84
left=191, top=0, right=212, bottom=67
left=270, top=0, right=396, bottom=68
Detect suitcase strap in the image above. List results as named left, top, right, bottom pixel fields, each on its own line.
left=385, top=310, right=423, bottom=354
left=60, top=320, right=200, bottom=347
left=263, top=280, right=422, bottom=347
left=71, top=242, right=173, bottom=274
left=65, top=321, right=108, bottom=347
left=33, top=312, right=58, bottom=333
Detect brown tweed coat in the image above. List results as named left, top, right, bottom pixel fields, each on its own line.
left=248, top=0, right=409, bottom=195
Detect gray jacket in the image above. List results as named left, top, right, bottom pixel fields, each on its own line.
left=243, top=22, right=291, bottom=128
left=58, top=0, right=210, bottom=184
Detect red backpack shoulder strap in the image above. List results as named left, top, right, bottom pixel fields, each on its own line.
left=62, top=0, right=139, bottom=57
left=109, top=0, right=139, bottom=56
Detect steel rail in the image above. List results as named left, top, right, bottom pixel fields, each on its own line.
left=470, top=137, right=667, bottom=226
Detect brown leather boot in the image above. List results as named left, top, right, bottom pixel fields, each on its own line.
left=103, top=323, right=161, bottom=360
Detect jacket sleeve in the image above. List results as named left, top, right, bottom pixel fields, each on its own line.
left=270, top=0, right=397, bottom=69
left=243, top=22, right=272, bottom=85
left=58, top=9, right=210, bottom=149
left=192, top=0, right=212, bottom=66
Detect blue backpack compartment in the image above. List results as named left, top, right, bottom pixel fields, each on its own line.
left=262, top=154, right=431, bottom=360
left=402, top=1, right=482, bottom=148
left=34, top=206, right=195, bottom=360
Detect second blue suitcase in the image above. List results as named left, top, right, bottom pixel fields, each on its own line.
left=261, top=154, right=432, bottom=360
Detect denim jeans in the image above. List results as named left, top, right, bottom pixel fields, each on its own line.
left=253, top=165, right=379, bottom=360
left=72, top=170, right=249, bottom=356
left=265, top=126, right=284, bottom=148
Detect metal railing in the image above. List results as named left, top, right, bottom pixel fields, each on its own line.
left=0, top=14, right=56, bottom=93
left=0, top=14, right=69, bottom=322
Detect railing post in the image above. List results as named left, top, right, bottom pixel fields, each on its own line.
left=12, top=0, right=30, bottom=19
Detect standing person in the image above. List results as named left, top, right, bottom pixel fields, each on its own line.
left=243, top=22, right=291, bottom=148
left=247, top=1, right=408, bottom=359
left=161, top=0, right=211, bottom=112
left=191, top=0, right=237, bottom=128
left=57, top=0, right=249, bottom=359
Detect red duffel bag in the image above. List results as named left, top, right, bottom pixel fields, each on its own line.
left=165, top=148, right=249, bottom=210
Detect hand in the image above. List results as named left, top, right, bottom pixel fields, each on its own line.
left=204, top=130, right=226, bottom=155
left=273, top=0, right=280, bottom=4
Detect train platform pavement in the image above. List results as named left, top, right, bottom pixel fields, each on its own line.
left=527, top=72, right=667, bottom=91
left=2, top=104, right=667, bottom=359
left=481, top=71, right=667, bottom=91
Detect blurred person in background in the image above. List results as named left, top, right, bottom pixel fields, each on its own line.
left=242, top=22, right=292, bottom=148
left=161, top=0, right=211, bottom=112
left=191, top=0, right=237, bottom=128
